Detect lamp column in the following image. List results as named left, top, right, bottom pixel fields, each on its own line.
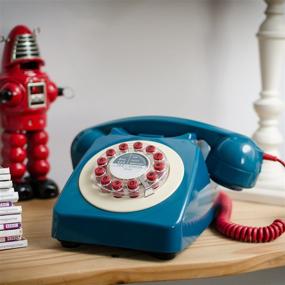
left=253, top=0, right=285, bottom=191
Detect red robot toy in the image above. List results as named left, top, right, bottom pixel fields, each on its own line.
left=0, top=25, right=64, bottom=200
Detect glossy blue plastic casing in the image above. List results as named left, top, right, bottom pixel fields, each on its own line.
left=52, top=116, right=263, bottom=254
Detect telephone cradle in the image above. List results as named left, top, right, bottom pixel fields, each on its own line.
left=52, top=116, right=285, bottom=259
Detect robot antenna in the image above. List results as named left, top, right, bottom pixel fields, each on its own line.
left=0, top=36, right=10, bottom=43
left=33, top=27, right=41, bottom=36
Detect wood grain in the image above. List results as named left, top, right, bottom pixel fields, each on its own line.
left=1, top=199, right=285, bottom=285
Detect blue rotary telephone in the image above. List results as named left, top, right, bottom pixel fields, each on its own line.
left=52, top=116, right=266, bottom=259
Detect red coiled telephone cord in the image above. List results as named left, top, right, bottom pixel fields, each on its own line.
left=214, top=154, right=285, bottom=243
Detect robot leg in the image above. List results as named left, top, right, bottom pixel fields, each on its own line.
left=1, top=131, right=34, bottom=200
left=27, top=130, right=59, bottom=199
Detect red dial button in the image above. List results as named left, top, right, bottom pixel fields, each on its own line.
left=153, top=152, right=164, bottom=161
left=119, top=143, right=128, bottom=152
left=127, top=179, right=139, bottom=190
left=146, top=171, right=158, bottom=182
left=112, top=180, right=123, bottom=190
left=100, top=175, right=111, bottom=185
left=97, top=156, right=107, bottom=166
left=154, top=161, right=165, bottom=172
left=146, top=145, right=156, bottom=153
left=94, top=167, right=105, bottom=177
left=128, top=179, right=140, bottom=198
left=112, top=180, right=124, bottom=198
left=106, top=148, right=116, bottom=157
left=133, top=141, right=143, bottom=150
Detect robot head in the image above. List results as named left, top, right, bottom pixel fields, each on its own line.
left=2, top=25, right=44, bottom=70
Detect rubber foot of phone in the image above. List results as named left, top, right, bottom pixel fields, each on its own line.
left=14, top=181, right=34, bottom=201
left=30, top=178, right=59, bottom=199
left=60, top=241, right=80, bottom=248
left=150, top=252, right=176, bottom=260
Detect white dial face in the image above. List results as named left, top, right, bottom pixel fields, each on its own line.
left=109, top=153, right=150, bottom=180
left=79, top=140, right=184, bottom=212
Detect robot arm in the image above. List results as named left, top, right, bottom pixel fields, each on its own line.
left=47, top=82, right=65, bottom=102
left=0, top=89, right=13, bottom=103
left=0, top=82, right=23, bottom=106
left=57, top=87, right=64, bottom=96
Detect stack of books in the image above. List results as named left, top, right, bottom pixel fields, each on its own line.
left=0, top=168, right=28, bottom=250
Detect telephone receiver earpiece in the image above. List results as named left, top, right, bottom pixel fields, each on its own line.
left=206, top=136, right=263, bottom=190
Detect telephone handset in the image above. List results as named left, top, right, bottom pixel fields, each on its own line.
left=52, top=116, right=285, bottom=259
left=71, top=116, right=264, bottom=190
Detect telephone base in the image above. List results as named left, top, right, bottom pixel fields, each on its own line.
left=52, top=132, right=219, bottom=256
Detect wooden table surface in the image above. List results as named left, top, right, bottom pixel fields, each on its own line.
left=1, top=198, right=285, bottom=285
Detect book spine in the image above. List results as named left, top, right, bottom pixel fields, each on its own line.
left=0, top=206, right=22, bottom=216
left=0, top=239, right=28, bottom=250
left=0, top=180, right=13, bottom=189
left=0, top=192, right=19, bottom=203
left=0, top=222, right=21, bottom=230
left=0, top=173, right=11, bottom=181
left=0, top=201, right=13, bottom=207
left=0, top=235, right=21, bottom=243
left=0, top=187, right=15, bottom=193
left=0, top=168, right=10, bottom=175
left=0, top=228, right=23, bottom=237
left=0, top=214, right=21, bottom=224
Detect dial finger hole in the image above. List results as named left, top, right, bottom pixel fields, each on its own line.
left=153, top=152, right=164, bottom=161
left=154, top=161, right=165, bottom=172
left=146, top=171, right=158, bottom=182
left=119, top=143, right=128, bottom=152
left=111, top=180, right=124, bottom=198
left=94, top=167, right=106, bottom=181
left=97, top=156, right=108, bottom=167
left=127, top=179, right=140, bottom=198
left=106, top=148, right=116, bottom=158
left=100, top=175, right=111, bottom=193
left=146, top=145, right=156, bottom=154
left=133, top=141, right=143, bottom=151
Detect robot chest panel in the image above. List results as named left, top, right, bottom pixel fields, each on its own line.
left=27, top=81, right=47, bottom=109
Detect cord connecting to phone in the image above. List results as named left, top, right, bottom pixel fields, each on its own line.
left=215, top=154, right=285, bottom=243
left=263, top=153, right=285, bottom=167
